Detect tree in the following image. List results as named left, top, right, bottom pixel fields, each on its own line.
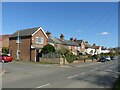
left=2, top=47, right=9, bottom=54
left=41, top=44, right=55, bottom=54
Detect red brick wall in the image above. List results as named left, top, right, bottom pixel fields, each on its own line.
left=2, top=37, right=9, bottom=47
left=32, top=29, right=47, bottom=47
left=31, top=49, right=36, bottom=62
left=9, top=36, right=31, bottom=61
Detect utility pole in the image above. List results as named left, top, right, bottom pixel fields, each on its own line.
left=17, top=30, right=20, bottom=61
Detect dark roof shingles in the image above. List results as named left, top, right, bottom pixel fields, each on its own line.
left=10, top=27, right=40, bottom=38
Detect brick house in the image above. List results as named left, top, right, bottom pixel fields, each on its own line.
left=92, top=44, right=102, bottom=54
left=46, top=32, right=84, bottom=55
left=0, top=34, right=11, bottom=54
left=9, top=27, right=48, bottom=62
left=57, top=35, right=79, bottom=55
left=76, top=40, right=86, bottom=54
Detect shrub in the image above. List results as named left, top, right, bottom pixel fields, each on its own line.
left=58, top=48, right=75, bottom=63
left=2, top=47, right=9, bottom=54
left=41, top=44, right=55, bottom=54
left=66, top=53, right=76, bottom=63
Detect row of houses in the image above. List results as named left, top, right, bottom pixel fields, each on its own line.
left=0, top=26, right=110, bottom=62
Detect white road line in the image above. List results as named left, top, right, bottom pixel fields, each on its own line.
left=109, top=67, right=113, bottom=69
left=35, top=84, right=51, bottom=88
left=67, top=74, right=78, bottom=79
left=67, top=72, right=85, bottom=79
left=95, top=68, right=98, bottom=69
left=90, top=69, right=94, bottom=72
left=81, top=72, right=85, bottom=75
left=77, top=63, right=94, bottom=67
left=0, top=71, right=5, bottom=76
left=105, top=69, right=112, bottom=72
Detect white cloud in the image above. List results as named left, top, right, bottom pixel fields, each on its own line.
left=100, top=32, right=109, bottom=35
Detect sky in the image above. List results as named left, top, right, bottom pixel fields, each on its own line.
left=2, top=2, right=118, bottom=48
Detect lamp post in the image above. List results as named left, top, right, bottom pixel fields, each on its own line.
left=17, top=30, right=20, bottom=61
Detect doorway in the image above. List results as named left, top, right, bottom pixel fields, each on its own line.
left=36, top=49, right=39, bottom=62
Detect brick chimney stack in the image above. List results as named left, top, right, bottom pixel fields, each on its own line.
left=74, top=38, right=77, bottom=42
left=70, top=37, right=74, bottom=42
left=60, top=34, right=64, bottom=41
left=46, top=31, right=51, bottom=37
left=93, top=43, right=96, bottom=46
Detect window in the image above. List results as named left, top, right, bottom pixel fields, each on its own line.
left=36, top=37, right=44, bottom=44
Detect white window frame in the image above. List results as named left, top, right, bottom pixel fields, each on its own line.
left=36, top=37, right=44, bottom=44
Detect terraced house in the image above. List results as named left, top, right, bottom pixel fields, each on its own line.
left=9, top=27, right=48, bottom=62
left=10, top=26, right=100, bottom=62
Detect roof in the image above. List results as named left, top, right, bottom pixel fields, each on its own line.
left=76, top=40, right=83, bottom=44
left=9, top=27, right=48, bottom=38
left=85, top=43, right=92, bottom=48
left=56, top=38, right=79, bottom=46
left=47, top=37, right=61, bottom=44
left=92, top=46, right=100, bottom=49
left=0, top=34, right=11, bottom=41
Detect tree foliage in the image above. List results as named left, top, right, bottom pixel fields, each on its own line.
left=2, top=47, right=9, bottom=54
left=58, top=48, right=75, bottom=63
left=41, top=44, right=55, bottom=54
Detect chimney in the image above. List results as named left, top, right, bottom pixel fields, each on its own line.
left=93, top=43, right=96, bottom=46
left=60, top=34, right=64, bottom=41
left=85, top=41, right=88, bottom=44
left=74, top=38, right=77, bottom=42
left=70, top=37, right=74, bottom=42
left=46, top=31, right=51, bottom=37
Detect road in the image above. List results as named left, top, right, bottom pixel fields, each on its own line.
left=2, top=58, right=119, bottom=89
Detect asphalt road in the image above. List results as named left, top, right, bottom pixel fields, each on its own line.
left=2, top=58, right=119, bottom=89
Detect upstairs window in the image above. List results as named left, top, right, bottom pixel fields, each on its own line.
left=36, top=37, right=44, bottom=44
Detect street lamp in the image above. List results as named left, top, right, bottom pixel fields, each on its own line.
left=16, top=30, right=20, bottom=61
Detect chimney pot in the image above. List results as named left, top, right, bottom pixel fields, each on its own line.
left=60, top=34, right=64, bottom=41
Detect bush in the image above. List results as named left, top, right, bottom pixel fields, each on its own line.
left=58, top=48, right=75, bottom=63
left=66, top=53, right=76, bottom=63
left=41, top=44, right=55, bottom=54
left=114, top=76, right=120, bottom=90
left=2, top=47, right=9, bottom=54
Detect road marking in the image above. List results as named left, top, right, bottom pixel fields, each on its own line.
left=81, top=72, right=85, bottom=75
left=0, top=71, right=5, bottom=76
left=67, top=72, right=85, bottom=79
left=95, top=68, right=98, bottom=69
left=67, top=74, right=78, bottom=79
left=90, top=69, right=94, bottom=72
left=77, top=63, right=94, bottom=67
left=109, top=67, right=113, bottom=69
left=105, top=69, right=112, bottom=72
left=35, top=84, right=51, bottom=88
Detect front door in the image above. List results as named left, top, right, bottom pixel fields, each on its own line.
left=36, top=49, right=39, bottom=62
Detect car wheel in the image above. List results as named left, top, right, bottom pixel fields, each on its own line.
left=2, top=60, right=5, bottom=63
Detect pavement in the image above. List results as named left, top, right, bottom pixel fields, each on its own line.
left=1, top=58, right=119, bottom=89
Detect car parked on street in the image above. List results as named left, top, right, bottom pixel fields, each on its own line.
left=105, top=56, right=111, bottom=61
left=98, top=57, right=107, bottom=62
left=110, top=56, right=115, bottom=60
left=0, top=54, right=13, bottom=63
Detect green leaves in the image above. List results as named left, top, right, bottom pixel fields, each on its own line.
left=41, top=44, right=55, bottom=54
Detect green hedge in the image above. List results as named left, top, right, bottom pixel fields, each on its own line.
left=114, top=76, right=120, bottom=90
left=66, top=53, right=76, bottom=63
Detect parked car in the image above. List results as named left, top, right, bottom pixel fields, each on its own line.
left=98, top=57, right=107, bottom=62
left=110, top=56, right=115, bottom=60
left=0, top=54, right=13, bottom=63
left=105, top=56, right=111, bottom=61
